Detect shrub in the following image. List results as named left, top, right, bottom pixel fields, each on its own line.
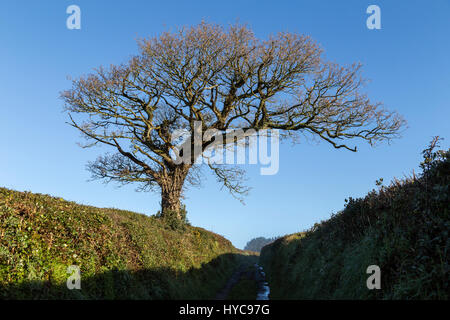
left=260, top=138, right=449, bottom=299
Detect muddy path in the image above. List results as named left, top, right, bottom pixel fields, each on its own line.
left=215, top=262, right=270, bottom=300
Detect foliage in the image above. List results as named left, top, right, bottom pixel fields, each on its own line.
left=260, top=138, right=449, bottom=299
left=244, top=237, right=279, bottom=253
left=0, top=189, right=243, bottom=299
left=226, top=270, right=259, bottom=300
left=155, top=204, right=190, bottom=231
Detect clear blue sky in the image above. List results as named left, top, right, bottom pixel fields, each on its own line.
left=1, top=1, right=449, bottom=249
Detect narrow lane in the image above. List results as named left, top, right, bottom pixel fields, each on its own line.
left=255, top=264, right=270, bottom=300
left=215, top=262, right=270, bottom=300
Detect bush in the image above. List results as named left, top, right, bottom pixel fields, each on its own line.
left=155, top=204, right=190, bottom=231
left=0, top=191, right=241, bottom=299
left=260, top=138, right=449, bottom=299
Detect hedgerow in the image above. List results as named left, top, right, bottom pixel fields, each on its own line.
left=261, top=138, right=449, bottom=299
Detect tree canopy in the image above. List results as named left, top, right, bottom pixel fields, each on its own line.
left=244, top=236, right=280, bottom=252
left=62, top=22, right=405, bottom=219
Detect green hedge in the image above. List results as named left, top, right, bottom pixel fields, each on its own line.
left=260, top=144, right=449, bottom=299
left=0, top=189, right=241, bottom=299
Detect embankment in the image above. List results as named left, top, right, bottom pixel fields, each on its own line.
left=260, top=149, right=449, bottom=299
left=0, top=188, right=248, bottom=299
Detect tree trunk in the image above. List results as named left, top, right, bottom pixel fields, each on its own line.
left=159, top=166, right=188, bottom=220
left=161, top=185, right=182, bottom=218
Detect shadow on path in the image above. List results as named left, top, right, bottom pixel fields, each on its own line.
left=1, top=253, right=258, bottom=300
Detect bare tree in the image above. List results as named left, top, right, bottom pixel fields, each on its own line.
left=62, top=22, right=405, bottom=220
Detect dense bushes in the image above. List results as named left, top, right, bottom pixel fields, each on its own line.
left=0, top=189, right=242, bottom=299
left=260, top=139, right=449, bottom=299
